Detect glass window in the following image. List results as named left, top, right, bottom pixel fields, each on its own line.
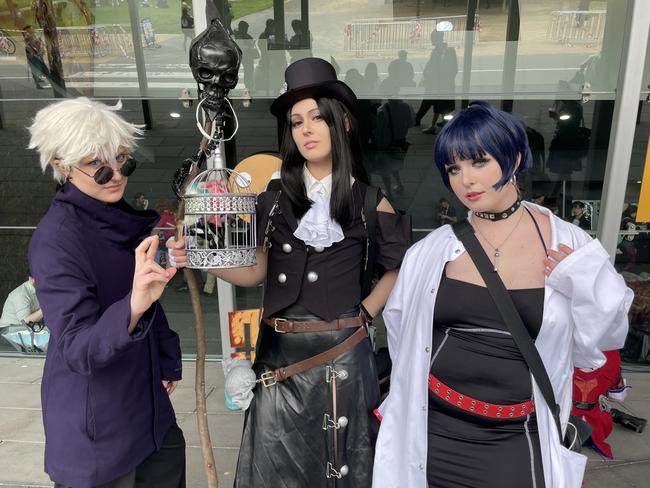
left=616, top=98, right=650, bottom=365
left=0, top=1, right=643, bottom=360
left=0, top=1, right=629, bottom=101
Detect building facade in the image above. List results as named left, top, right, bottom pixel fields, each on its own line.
left=0, top=0, right=649, bottom=363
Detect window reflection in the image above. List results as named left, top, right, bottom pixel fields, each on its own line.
left=1, top=1, right=648, bottom=363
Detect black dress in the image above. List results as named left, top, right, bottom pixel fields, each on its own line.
left=427, top=271, right=546, bottom=488
left=234, top=181, right=410, bottom=488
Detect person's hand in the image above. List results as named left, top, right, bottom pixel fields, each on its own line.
left=544, top=244, right=574, bottom=277
left=162, top=380, right=178, bottom=395
left=131, top=236, right=177, bottom=317
left=166, top=236, right=187, bottom=269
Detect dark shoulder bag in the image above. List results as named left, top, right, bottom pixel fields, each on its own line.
left=451, top=219, right=591, bottom=453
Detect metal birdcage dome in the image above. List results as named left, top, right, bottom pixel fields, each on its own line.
left=184, top=167, right=257, bottom=269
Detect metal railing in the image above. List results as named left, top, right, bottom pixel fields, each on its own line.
left=3, top=25, right=135, bottom=59
left=344, top=15, right=477, bottom=56
left=52, top=24, right=134, bottom=58
left=546, top=10, right=607, bottom=47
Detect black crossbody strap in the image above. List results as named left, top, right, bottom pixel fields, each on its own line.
left=451, top=219, right=563, bottom=440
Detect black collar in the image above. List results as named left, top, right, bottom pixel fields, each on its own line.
left=473, top=197, right=522, bottom=221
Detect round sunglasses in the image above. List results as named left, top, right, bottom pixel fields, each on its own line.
left=74, top=157, right=137, bottom=185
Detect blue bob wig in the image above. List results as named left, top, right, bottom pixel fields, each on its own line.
left=434, top=101, right=532, bottom=190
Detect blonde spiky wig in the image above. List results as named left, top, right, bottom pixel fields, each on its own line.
left=28, top=97, right=145, bottom=183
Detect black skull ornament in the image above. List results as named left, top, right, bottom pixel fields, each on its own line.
left=189, top=18, right=242, bottom=114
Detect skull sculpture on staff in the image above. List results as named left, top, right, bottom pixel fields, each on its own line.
left=182, top=18, right=256, bottom=270
left=189, top=18, right=242, bottom=121
left=173, top=18, right=243, bottom=197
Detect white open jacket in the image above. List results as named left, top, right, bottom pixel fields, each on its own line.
left=373, top=202, right=633, bottom=488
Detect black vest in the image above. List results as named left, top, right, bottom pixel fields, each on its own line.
left=260, top=181, right=370, bottom=321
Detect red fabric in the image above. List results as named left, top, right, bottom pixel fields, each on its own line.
left=373, top=408, right=383, bottom=422
left=572, top=350, right=622, bottom=458
left=156, top=211, right=176, bottom=241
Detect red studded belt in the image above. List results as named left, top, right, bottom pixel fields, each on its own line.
left=428, top=373, right=535, bottom=419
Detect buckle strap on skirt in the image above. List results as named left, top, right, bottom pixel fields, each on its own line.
left=258, top=327, right=367, bottom=387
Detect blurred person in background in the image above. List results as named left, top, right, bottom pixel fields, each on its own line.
left=0, top=276, right=42, bottom=328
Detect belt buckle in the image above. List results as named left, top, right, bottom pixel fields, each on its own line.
left=258, top=371, right=277, bottom=388
left=274, top=318, right=288, bottom=333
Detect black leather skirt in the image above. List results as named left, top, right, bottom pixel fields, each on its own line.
left=234, top=308, right=380, bottom=488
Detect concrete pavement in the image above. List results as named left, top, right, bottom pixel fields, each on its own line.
left=0, top=356, right=648, bottom=487
left=0, top=357, right=242, bottom=488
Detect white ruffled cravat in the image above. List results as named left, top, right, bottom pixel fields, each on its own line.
left=293, top=179, right=344, bottom=248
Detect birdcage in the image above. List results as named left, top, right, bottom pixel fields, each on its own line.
left=184, top=168, right=257, bottom=269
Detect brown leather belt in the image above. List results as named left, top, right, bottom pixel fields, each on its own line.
left=257, top=327, right=367, bottom=387
left=264, top=315, right=365, bottom=333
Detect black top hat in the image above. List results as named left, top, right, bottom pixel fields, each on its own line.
left=270, top=57, right=357, bottom=119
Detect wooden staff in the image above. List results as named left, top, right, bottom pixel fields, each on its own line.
left=174, top=123, right=219, bottom=487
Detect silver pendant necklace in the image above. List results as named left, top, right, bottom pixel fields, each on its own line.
left=471, top=209, right=525, bottom=272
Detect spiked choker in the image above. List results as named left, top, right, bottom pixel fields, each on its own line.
left=473, top=197, right=522, bottom=221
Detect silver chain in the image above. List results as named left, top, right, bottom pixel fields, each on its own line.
left=471, top=209, right=526, bottom=271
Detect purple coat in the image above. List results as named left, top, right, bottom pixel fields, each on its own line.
left=28, top=183, right=182, bottom=487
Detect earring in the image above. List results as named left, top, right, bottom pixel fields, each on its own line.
left=511, top=173, right=522, bottom=197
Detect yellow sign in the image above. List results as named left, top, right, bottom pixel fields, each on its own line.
left=637, top=138, right=650, bottom=222
left=228, top=309, right=261, bottom=361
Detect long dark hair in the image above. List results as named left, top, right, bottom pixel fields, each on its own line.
left=279, top=97, right=368, bottom=228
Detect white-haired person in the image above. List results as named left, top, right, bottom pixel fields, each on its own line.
left=27, top=97, right=186, bottom=488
